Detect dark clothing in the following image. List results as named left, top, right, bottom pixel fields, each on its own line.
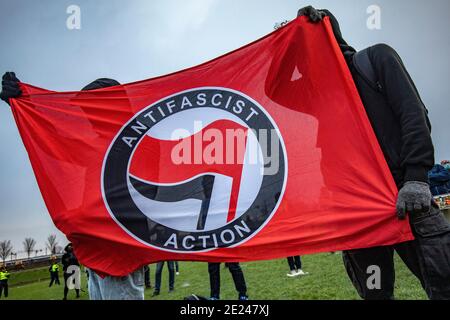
left=144, top=265, right=151, bottom=288
left=343, top=202, right=450, bottom=300
left=81, top=78, right=120, bottom=91
left=287, top=256, right=302, bottom=271
left=0, top=280, right=8, bottom=298
left=348, top=44, right=434, bottom=187
left=208, top=263, right=247, bottom=299
left=429, top=164, right=450, bottom=196
left=61, top=246, right=80, bottom=299
left=154, top=261, right=175, bottom=293
left=343, top=44, right=450, bottom=300
left=61, top=251, right=80, bottom=272
left=49, top=271, right=60, bottom=287
left=322, top=10, right=450, bottom=300
left=323, top=9, right=434, bottom=187
left=63, top=273, right=80, bottom=299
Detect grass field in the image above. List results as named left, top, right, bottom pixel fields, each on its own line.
left=2, top=252, right=427, bottom=300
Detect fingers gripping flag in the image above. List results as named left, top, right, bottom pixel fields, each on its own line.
left=8, top=17, right=412, bottom=276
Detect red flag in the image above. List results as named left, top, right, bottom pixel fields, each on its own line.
left=9, top=17, right=413, bottom=276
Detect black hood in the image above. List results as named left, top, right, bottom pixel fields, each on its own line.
left=64, top=243, right=73, bottom=253
left=82, top=78, right=120, bottom=91
left=320, top=9, right=356, bottom=62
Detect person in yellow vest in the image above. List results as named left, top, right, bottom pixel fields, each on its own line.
left=49, top=259, right=60, bottom=287
left=0, top=266, right=10, bottom=298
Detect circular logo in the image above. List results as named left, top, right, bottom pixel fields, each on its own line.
left=102, top=87, right=287, bottom=252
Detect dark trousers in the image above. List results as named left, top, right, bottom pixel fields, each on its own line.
left=144, top=266, right=151, bottom=288
left=175, top=261, right=179, bottom=273
left=154, top=261, right=175, bottom=292
left=343, top=202, right=450, bottom=300
left=287, top=256, right=302, bottom=271
left=63, top=273, right=80, bottom=299
left=49, top=272, right=60, bottom=287
left=0, top=280, right=8, bottom=298
left=208, top=263, right=247, bottom=299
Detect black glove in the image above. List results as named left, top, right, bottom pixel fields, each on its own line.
left=0, top=72, right=22, bottom=105
left=396, top=181, right=432, bottom=220
left=297, top=5, right=326, bottom=23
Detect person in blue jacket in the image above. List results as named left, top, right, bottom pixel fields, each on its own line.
left=429, top=164, right=450, bottom=196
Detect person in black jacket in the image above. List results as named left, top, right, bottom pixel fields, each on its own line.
left=295, top=6, right=450, bottom=300
left=61, top=243, right=80, bottom=300
left=428, top=164, right=450, bottom=196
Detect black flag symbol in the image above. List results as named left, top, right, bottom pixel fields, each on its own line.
left=129, top=175, right=215, bottom=230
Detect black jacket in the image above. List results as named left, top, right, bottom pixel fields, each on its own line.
left=62, top=244, right=80, bottom=273
left=326, top=12, right=435, bottom=187
left=62, top=252, right=79, bottom=273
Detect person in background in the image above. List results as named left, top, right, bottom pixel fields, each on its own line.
left=85, top=267, right=89, bottom=291
left=49, top=258, right=60, bottom=287
left=153, top=261, right=175, bottom=296
left=444, top=162, right=450, bottom=190
left=286, top=256, right=309, bottom=277
left=87, top=266, right=144, bottom=300
left=428, top=163, right=450, bottom=196
left=175, top=261, right=180, bottom=276
left=208, top=262, right=248, bottom=300
left=441, top=161, right=450, bottom=189
left=144, top=265, right=151, bottom=289
left=61, top=243, right=80, bottom=300
left=0, top=73, right=145, bottom=300
left=0, top=266, right=10, bottom=298
left=79, top=78, right=145, bottom=300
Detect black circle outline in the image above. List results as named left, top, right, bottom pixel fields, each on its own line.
left=102, top=88, right=286, bottom=252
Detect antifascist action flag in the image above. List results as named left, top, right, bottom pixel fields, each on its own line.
left=9, top=17, right=413, bottom=276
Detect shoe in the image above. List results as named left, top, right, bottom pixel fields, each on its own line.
left=176, top=272, right=180, bottom=275
left=152, top=291, right=160, bottom=297
left=210, top=297, right=219, bottom=300
left=168, top=289, right=174, bottom=293
left=296, top=270, right=309, bottom=276
left=287, top=270, right=298, bottom=277
left=239, top=295, right=249, bottom=301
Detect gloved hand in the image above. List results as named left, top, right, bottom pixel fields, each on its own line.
left=297, top=5, right=326, bottom=23
left=0, top=72, right=22, bottom=105
left=396, top=181, right=432, bottom=220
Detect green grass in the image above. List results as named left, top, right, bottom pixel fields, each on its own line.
left=4, top=253, right=427, bottom=300
left=9, top=266, right=54, bottom=287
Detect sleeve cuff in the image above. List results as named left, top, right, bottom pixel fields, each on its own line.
left=404, top=165, right=429, bottom=184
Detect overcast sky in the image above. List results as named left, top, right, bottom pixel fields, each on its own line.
left=0, top=0, right=449, bottom=255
